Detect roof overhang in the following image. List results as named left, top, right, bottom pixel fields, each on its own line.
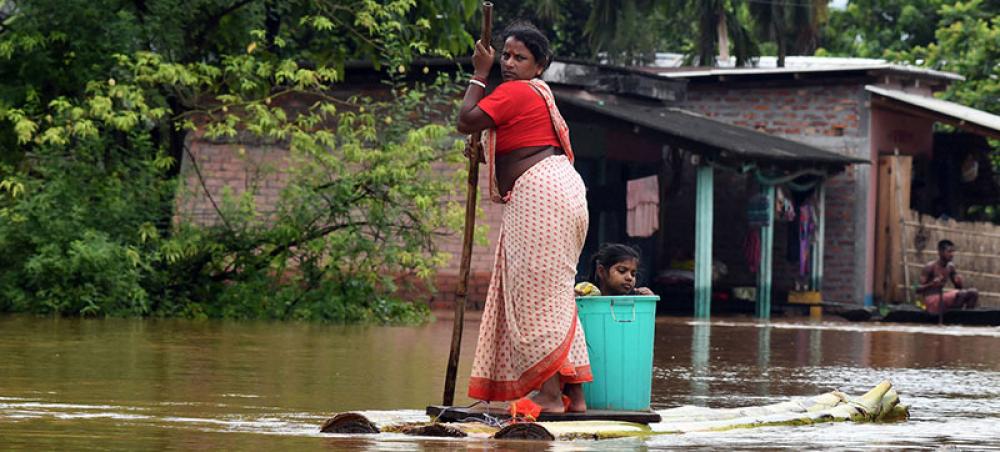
left=866, top=85, right=1000, bottom=140
left=655, top=64, right=962, bottom=83
left=544, top=61, right=687, bottom=102
left=553, top=88, right=867, bottom=173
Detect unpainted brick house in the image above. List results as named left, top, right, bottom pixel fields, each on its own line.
left=176, top=57, right=1000, bottom=313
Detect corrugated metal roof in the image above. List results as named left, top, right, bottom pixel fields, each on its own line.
left=639, top=53, right=961, bottom=79
left=653, top=64, right=962, bottom=82
left=554, top=89, right=867, bottom=168
left=642, top=53, right=889, bottom=69
left=866, top=85, right=1000, bottom=137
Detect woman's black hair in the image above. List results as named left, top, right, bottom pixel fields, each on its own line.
left=589, top=243, right=641, bottom=284
left=501, top=21, right=553, bottom=70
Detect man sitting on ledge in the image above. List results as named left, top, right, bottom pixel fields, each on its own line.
left=918, top=239, right=978, bottom=315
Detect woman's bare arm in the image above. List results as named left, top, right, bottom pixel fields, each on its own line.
left=456, top=40, right=496, bottom=134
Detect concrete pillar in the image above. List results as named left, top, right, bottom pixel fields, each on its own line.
left=694, top=164, right=714, bottom=318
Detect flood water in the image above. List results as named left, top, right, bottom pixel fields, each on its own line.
left=2, top=313, right=999, bottom=450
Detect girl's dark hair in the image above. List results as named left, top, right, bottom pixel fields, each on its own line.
left=501, top=21, right=553, bottom=70
left=589, top=243, right=641, bottom=283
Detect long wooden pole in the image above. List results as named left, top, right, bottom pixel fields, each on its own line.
left=442, top=1, right=492, bottom=407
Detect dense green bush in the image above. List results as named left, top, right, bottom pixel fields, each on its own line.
left=0, top=131, right=173, bottom=316
left=0, top=0, right=477, bottom=323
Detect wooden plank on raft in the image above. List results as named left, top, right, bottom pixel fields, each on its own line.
left=426, top=405, right=662, bottom=424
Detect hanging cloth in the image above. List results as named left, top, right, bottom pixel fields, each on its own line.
left=798, top=201, right=817, bottom=276
left=774, top=186, right=796, bottom=222
left=626, top=175, right=659, bottom=238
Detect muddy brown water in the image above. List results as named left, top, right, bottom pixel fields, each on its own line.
left=2, top=313, right=999, bottom=450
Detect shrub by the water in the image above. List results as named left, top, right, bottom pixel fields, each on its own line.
left=0, top=0, right=477, bottom=323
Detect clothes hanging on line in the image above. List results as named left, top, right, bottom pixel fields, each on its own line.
left=775, top=186, right=796, bottom=222
left=626, top=175, right=659, bottom=238
left=798, top=201, right=817, bottom=276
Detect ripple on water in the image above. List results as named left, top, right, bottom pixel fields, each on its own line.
left=2, top=315, right=999, bottom=449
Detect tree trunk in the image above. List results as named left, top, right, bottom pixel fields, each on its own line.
left=716, top=10, right=729, bottom=64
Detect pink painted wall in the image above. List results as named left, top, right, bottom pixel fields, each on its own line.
left=866, top=103, right=935, bottom=304
left=871, top=107, right=935, bottom=156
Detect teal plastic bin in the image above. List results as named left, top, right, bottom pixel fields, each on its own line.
left=576, top=295, right=658, bottom=411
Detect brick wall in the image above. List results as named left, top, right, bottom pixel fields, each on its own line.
left=676, top=83, right=871, bottom=304
left=174, top=134, right=291, bottom=226
left=175, top=134, right=504, bottom=310
left=424, top=163, right=504, bottom=311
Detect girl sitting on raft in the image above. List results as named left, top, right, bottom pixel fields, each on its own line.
left=576, top=243, right=654, bottom=296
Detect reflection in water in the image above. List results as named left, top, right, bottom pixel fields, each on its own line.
left=810, top=329, right=822, bottom=367
left=756, top=326, right=771, bottom=397
left=2, top=314, right=1000, bottom=450
left=689, top=322, right=711, bottom=404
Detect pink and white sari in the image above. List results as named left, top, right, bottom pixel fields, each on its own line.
left=468, top=79, right=591, bottom=402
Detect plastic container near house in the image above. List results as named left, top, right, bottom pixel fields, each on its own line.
left=575, top=295, right=659, bottom=411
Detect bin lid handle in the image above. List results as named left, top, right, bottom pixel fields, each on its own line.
left=610, top=299, right=636, bottom=323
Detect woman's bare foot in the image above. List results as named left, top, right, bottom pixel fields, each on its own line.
left=529, top=391, right=566, bottom=413
left=528, top=374, right=566, bottom=413
left=563, top=383, right=587, bottom=412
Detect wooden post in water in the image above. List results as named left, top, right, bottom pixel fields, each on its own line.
left=694, top=163, right=714, bottom=318
left=442, top=1, right=492, bottom=407
left=756, top=184, right=776, bottom=319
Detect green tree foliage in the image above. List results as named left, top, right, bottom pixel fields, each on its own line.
left=819, top=0, right=945, bottom=58
left=492, top=0, right=754, bottom=66
left=910, top=0, right=1000, bottom=219
left=0, top=0, right=478, bottom=322
left=820, top=1, right=998, bottom=162
left=488, top=0, right=595, bottom=59
left=750, top=0, right=828, bottom=67
left=578, top=0, right=759, bottom=66
left=692, top=0, right=759, bottom=67
left=903, top=0, right=1000, bottom=115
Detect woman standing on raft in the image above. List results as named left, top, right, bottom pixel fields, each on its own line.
left=456, top=22, right=590, bottom=416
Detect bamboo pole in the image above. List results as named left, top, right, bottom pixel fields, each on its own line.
left=442, top=1, right=492, bottom=408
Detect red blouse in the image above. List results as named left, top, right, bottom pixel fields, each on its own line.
left=477, top=81, right=561, bottom=155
